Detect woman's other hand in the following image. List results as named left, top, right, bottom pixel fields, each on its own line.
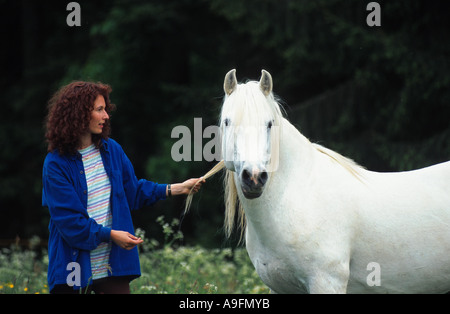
left=111, top=230, right=143, bottom=250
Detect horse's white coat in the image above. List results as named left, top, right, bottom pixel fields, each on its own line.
left=221, top=70, right=450, bottom=294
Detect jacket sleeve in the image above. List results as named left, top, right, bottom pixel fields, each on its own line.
left=119, top=148, right=167, bottom=210
left=42, top=159, right=111, bottom=251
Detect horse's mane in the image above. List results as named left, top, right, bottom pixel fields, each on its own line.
left=311, top=143, right=364, bottom=182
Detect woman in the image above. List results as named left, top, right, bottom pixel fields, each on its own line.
left=42, top=81, right=204, bottom=294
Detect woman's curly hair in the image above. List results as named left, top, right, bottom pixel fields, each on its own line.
left=45, top=81, right=116, bottom=155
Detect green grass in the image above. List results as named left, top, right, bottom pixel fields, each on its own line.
left=0, top=237, right=49, bottom=294
left=0, top=217, right=269, bottom=294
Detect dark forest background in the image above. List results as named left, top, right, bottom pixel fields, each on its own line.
left=1, top=0, right=449, bottom=248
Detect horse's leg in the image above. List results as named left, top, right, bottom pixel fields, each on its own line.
left=307, top=265, right=350, bottom=294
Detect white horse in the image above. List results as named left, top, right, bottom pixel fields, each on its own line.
left=188, top=69, right=450, bottom=293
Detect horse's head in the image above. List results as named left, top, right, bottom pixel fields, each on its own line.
left=220, top=69, right=281, bottom=199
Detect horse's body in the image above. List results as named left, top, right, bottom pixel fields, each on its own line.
left=191, top=69, right=450, bottom=293
left=242, top=117, right=450, bottom=293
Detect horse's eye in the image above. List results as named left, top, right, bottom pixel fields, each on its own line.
left=224, top=118, right=230, bottom=127
left=267, top=120, right=273, bottom=129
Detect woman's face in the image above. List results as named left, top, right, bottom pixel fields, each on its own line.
left=89, top=95, right=109, bottom=135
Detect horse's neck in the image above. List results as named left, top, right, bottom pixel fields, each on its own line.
left=277, top=118, right=315, bottom=179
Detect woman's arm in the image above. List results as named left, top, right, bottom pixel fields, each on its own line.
left=167, top=178, right=206, bottom=197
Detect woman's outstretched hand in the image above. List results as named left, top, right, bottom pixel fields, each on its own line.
left=168, top=178, right=206, bottom=196
left=111, top=230, right=143, bottom=250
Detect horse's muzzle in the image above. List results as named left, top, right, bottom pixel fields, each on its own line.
left=240, top=167, right=268, bottom=199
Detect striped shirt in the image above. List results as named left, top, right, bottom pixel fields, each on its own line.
left=78, top=144, right=113, bottom=280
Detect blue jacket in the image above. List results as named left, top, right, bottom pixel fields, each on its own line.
left=42, top=138, right=167, bottom=291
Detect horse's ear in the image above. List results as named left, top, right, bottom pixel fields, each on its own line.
left=224, top=69, right=237, bottom=95
left=259, top=69, right=273, bottom=96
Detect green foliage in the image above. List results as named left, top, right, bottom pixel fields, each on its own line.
left=0, top=237, right=49, bottom=294
left=0, top=217, right=268, bottom=294
left=132, top=216, right=268, bottom=294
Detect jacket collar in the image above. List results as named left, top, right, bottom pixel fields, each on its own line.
left=68, top=138, right=110, bottom=160
left=101, top=138, right=109, bottom=152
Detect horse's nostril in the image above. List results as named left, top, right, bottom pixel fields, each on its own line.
left=242, top=169, right=252, bottom=184
left=260, top=171, right=268, bottom=185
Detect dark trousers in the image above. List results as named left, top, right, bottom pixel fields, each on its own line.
left=50, top=276, right=131, bottom=294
